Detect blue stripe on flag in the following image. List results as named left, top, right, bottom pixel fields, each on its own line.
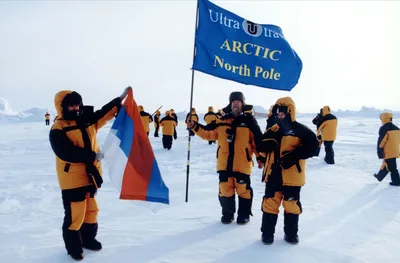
left=146, top=159, right=169, bottom=204
left=113, top=106, right=134, bottom=158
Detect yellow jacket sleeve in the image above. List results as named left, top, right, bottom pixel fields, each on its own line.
left=193, top=122, right=218, bottom=141
left=94, top=97, right=121, bottom=131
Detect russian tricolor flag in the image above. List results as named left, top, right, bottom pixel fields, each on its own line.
left=103, top=89, right=169, bottom=204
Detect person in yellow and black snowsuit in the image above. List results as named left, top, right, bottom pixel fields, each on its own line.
left=204, top=106, right=218, bottom=145
left=186, top=108, right=199, bottom=136
left=45, top=112, right=51, bottom=125
left=170, top=109, right=178, bottom=140
left=257, top=97, right=319, bottom=245
left=187, top=92, right=264, bottom=224
left=374, top=112, right=400, bottom=186
left=49, top=87, right=130, bottom=260
left=154, top=110, right=161, bottom=137
left=216, top=109, right=223, bottom=119
left=161, top=110, right=177, bottom=150
left=314, top=106, right=338, bottom=164
left=138, top=105, right=153, bottom=136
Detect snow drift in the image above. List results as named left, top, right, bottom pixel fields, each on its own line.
left=0, top=97, right=56, bottom=122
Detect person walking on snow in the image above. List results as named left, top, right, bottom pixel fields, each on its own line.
left=257, top=97, right=319, bottom=245
left=138, top=105, right=153, bottom=136
left=49, top=87, right=130, bottom=260
left=45, top=112, right=51, bottom=125
left=374, top=112, right=400, bottom=186
left=314, top=106, right=338, bottom=164
left=154, top=110, right=161, bottom=137
left=204, top=106, right=218, bottom=145
left=216, top=109, right=223, bottom=119
left=185, top=108, right=198, bottom=137
left=187, top=92, right=264, bottom=225
left=161, top=110, right=177, bottom=150
left=170, top=109, right=178, bottom=140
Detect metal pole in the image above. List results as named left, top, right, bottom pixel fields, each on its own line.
left=185, top=0, right=200, bottom=203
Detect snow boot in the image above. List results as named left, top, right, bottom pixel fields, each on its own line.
left=236, top=216, right=250, bottom=225
left=261, top=212, right=278, bottom=245
left=83, top=239, right=102, bottom=251
left=221, top=215, right=234, bottom=224
left=69, top=252, right=84, bottom=261
left=284, top=213, right=299, bottom=244
left=390, top=170, right=400, bottom=186
left=262, top=234, right=274, bottom=245
left=63, top=229, right=84, bottom=259
left=324, top=141, right=335, bottom=164
left=237, top=197, right=252, bottom=225
left=208, top=141, right=213, bottom=145
left=219, top=195, right=235, bottom=224
left=80, top=223, right=102, bottom=251
left=284, top=234, right=299, bottom=244
left=374, top=169, right=388, bottom=182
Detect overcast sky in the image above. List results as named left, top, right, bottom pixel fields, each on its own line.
left=0, top=0, right=399, bottom=113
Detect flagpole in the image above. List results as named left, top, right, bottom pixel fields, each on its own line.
left=185, top=0, right=200, bottom=203
left=151, top=105, right=163, bottom=116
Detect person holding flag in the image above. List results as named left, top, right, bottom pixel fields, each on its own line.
left=187, top=91, right=264, bottom=224
left=49, top=87, right=130, bottom=260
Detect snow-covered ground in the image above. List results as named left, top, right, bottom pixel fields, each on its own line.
left=1, top=116, right=399, bottom=263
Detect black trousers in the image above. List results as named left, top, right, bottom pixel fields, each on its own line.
left=218, top=171, right=253, bottom=218
left=376, top=158, right=400, bottom=183
left=162, top=135, right=173, bottom=149
left=324, top=141, right=334, bottom=164
left=154, top=126, right=159, bottom=137
left=45, top=119, right=50, bottom=125
left=61, top=186, right=99, bottom=254
left=261, top=181, right=302, bottom=237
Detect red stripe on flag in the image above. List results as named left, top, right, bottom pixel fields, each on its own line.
left=119, top=89, right=155, bottom=200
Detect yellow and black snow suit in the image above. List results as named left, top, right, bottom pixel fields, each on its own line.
left=161, top=111, right=177, bottom=149
left=138, top=105, right=153, bottom=136
left=257, top=97, right=319, bottom=238
left=49, top=90, right=121, bottom=255
left=191, top=111, right=263, bottom=219
left=204, top=106, right=218, bottom=145
left=154, top=111, right=161, bottom=137
left=216, top=109, right=223, bottom=119
left=45, top=112, right=51, bottom=125
left=204, top=106, right=218, bottom=124
left=375, top=112, right=400, bottom=185
left=170, top=109, right=178, bottom=139
left=317, top=106, right=338, bottom=141
left=186, top=108, right=199, bottom=136
left=316, top=106, right=338, bottom=164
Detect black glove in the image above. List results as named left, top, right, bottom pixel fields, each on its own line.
left=312, top=114, right=321, bottom=125
left=271, top=104, right=279, bottom=116
left=257, top=139, right=279, bottom=153
left=257, top=155, right=266, bottom=164
left=377, top=148, right=384, bottom=159
left=257, top=128, right=279, bottom=153
left=280, top=151, right=300, bottom=170
left=86, top=164, right=103, bottom=189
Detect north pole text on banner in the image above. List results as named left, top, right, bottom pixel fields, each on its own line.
left=192, top=0, right=303, bottom=91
